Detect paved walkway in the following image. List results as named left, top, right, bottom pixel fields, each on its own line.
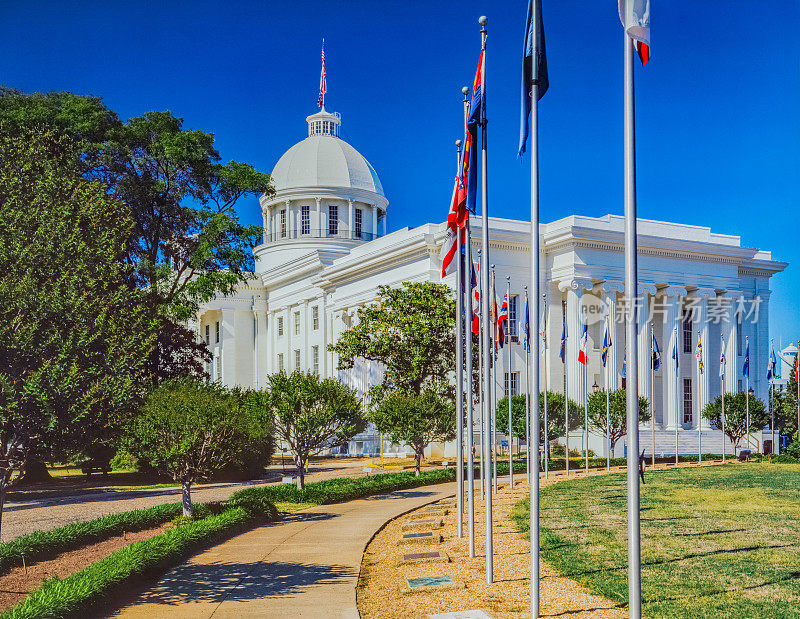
left=109, top=482, right=456, bottom=618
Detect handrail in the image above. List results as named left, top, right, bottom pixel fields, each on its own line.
left=261, top=228, right=381, bottom=244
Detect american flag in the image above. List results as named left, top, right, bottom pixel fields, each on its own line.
left=318, top=40, right=326, bottom=108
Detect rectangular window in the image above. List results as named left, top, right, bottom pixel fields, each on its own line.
left=277, top=353, right=284, bottom=373
left=736, top=314, right=742, bottom=353
left=205, top=324, right=210, bottom=344
left=215, top=354, right=222, bottom=380
left=215, top=321, right=220, bottom=344
left=738, top=379, right=743, bottom=393
left=683, top=378, right=693, bottom=424
left=508, top=295, right=518, bottom=341
left=277, top=316, right=284, bottom=336
left=355, top=208, right=362, bottom=238
left=682, top=308, right=693, bottom=354
left=329, top=205, right=338, bottom=235
left=295, top=349, right=301, bottom=371
left=294, top=311, right=300, bottom=335
left=312, top=306, right=319, bottom=330
left=504, top=372, right=519, bottom=397
left=280, top=209, right=287, bottom=238
left=301, top=205, right=310, bottom=235
left=312, top=345, right=319, bottom=374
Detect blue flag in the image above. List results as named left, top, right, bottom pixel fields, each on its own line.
left=767, top=345, right=776, bottom=381
left=523, top=296, right=530, bottom=354
left=742, top=341, right=750, bottom=378
left=559, top=319, right=566, bottom=363
left=672, top=337, right=679, bottom=370
left=518, top=0, right=549, bottom=156
left=601, top=325, right=611, bottom=368
left=652, top=334, right=661, bottom=371
left=622, top=349, right=626, bottom=379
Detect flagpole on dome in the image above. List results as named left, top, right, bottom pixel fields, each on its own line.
left=462, top=85, right=476, bottom=561
left=318, top=39, right=327, bottom=109
left=454, top=137, right=464, bottom=541
left=619, top=0, right=650, bottom=613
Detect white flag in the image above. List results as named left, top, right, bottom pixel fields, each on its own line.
left=618, top=0, right=650, bottom=64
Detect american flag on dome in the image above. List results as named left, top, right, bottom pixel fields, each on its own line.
left=619, top=0, right=650, bottom=66
left=318, top=40, right=327, bottom=107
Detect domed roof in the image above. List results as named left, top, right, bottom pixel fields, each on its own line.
left=271, top=135, right=384, bottom=197
left=270, top=108, right=385, bottom=198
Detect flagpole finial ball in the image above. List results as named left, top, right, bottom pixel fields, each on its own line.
left=462, top=86, right=469, bottom=95
left=456, top=139, right=462, bottom=148
left=478, top=15, right=487, bottom=26
left=506, top=275, right=510, bottom=282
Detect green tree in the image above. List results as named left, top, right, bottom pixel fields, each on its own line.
left=132, top=379, right=271, bottom=516
left=267, top=371, right=365, bottom=489
left=330, top=282, right=465, bottom=401
left=495, top=392, right=582, bottom=452
left=371, top=390, right=456, bottom=475
left=587, top=389, right=651, bottom=455
left=702, top=391, right=768, bottom=449
left=775, top=367, right=799, bottom=442
left=0, top=90, right=273, bottom=380
left=0, top=129, right=155, bottom=534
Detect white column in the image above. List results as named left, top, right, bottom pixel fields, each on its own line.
left=721, top=291, right=742, bottom=394
left=637, top=284, right=657, bottom=408
left=754, top=289, right=770, bottom=402
left=284, top=200, right=292, bottom=238
left=262, top=209, right=268, bottom=244
left=372, top=204, right=378, bottom=239
left=381, top=209, right=387, bottom=236
left=559, top=279, right=593, bottom=404
left=303, top=299, right=310, bottom=370
left=601, top=282, right=624, bottom=390
left=348, top=199, right=355, bottom=239
left=315, top=198, right=322, bottom=237
left=662, top=287, right=686, bottom=429
left=694, top=289, right=715, bottom=428
left=220, top=308, right=236, bottom=387
left=321, top=294, right=329, bottom=377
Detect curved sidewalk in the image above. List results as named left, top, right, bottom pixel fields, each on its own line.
left=109, top=481, right=456, bottom=619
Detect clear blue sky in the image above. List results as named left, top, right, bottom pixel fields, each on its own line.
left=1, top=1, right=797, bottom=351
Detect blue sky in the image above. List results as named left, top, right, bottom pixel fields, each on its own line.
left=1, top=0, right=797, bottom=350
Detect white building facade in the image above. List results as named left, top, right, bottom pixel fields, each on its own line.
left=196, top=106, right=787, bottom=458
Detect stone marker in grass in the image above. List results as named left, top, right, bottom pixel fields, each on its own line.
left=401, top=575, right=463, bottom=595
left=400, top=550, right=450, bottom=565
left=411, top=508, right=448, bottom=518
left=397, top=531, right=442, bottom=545
left=401, top=518, right=443, bottom=532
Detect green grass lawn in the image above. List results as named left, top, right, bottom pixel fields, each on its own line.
left=513, top=463, right=800, bottom=618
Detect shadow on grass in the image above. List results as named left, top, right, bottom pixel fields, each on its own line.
left=673, top=527, right=747, bottom=537
left=134, top=560, right=355, bottom=604
left=643, top=570, right=800, bottom=606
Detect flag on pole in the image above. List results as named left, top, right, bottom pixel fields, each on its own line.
left=672, top=336, right=679, bottom=370
left=652, top=334, right=661, bottom=371
left=497, top=293, right=508, bottom=350
left=522, top=297, right=530, bottom=353
left=472, top=263, right=480, bottom=335
left=577, top=322, right=588, bottom=365
left=518, top=0, right=549, bottom=156
left=695, top=336, right=704, bottom=375
left=601, top=325, right=611, bottom=367
left=439, top=178, right=461, bottom=278
left=618, top=0, right=651, bottom=65
left=743, top=341, right=750, bottom=378
left=794, top=353, right=799, bottom=382
left=318, top=40, right=327, bottom=107
left=622, top=349, right=626, bottom=379
left=767, top=345, right=776, bottom=380
left=559, top=318, right=566, bottom=363
left=719, top=335, right=726, bottom=378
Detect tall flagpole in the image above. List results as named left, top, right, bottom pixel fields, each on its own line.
left=623, top=25, right=642, bottom=617
left=721, top=333, right=726, bottom=463
left=745, top=336, right=750, bottom=452
left=478, top=14, right=493, bottom=584
left=606, top=317, right=611, bottom=471
left=491, top=265, right=498, bottom=495
left=651, top=323, right=655, bottom=468
left=675, top=326, right=679, bottom=466
left=584, top=345, right=589, bottom=474
left=563, top=300, right=569, bottom=478
left=455, top=139, right=464, bottom=539
left=463, top=86, right=476, bottom=560
left=698, top=331, right=702, bottom=464
left=525, top=287, right=530, bottom=482
left=478, top=249, right=485, bottom=500
left=543, top=291, right=549, bottom=480
left=507, top=276, right=514, bottom=487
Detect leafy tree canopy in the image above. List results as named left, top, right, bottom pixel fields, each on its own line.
left=495, top=392, right=582, bottom=445
left=702, top=391, right=768, bottom=449
left=587, top=389, right=651, bottom=454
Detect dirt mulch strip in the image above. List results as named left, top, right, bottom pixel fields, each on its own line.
left=0, top=523, right=170, bottom=613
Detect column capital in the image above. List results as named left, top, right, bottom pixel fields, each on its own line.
left=599, top=280, right=625, bottom=294
left=692, top=287, right=716, bottom=299
left=315, top=197, right=321, bottom=205
left=638, top=283, right=657, bottom=295
left=558, top=278, right=593, bottom=293
left=284, top=199, right=290, bottom=207
left=662, top=285, right=688, bottom=298
left=716, top=289, right=743, bottom=300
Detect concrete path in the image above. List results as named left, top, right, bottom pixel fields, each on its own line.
left=108, top=482, right=456, bottom=618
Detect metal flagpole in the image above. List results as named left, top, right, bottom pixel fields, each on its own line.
left=524, top=289, right=530, bottom=482
left=651, top=323, right=655, bottom=468
left=770, top=380, right=774, bottom=455
left=455, top=140, right=464, bottom=539
left=623, top=26, right=642, bottom=617
left=478, top=14, right=493, bottom=584
left=585, top=346, right=589, bottom=473
left=463, top=89, right=476, bottom=560
left=491, top=265, right=498, bottom=495
left=721, top=333, right=726, bottom=464
left=606, top=317, right=611, bottom=471
left=745, top=337, right=749, bottom=453
left=675, top=326, right=679, bottom=466
left=543, top=291, right=549, bottom=480
left=478, top=249, right=485, bottom=500
left=507, top=276, right=514, bottom=488
left=564, top=300, right=569, bottom=478
left=698, top=331, right=702, bottom=464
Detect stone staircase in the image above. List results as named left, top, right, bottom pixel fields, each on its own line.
left=634, top=429, right=740, bottom=457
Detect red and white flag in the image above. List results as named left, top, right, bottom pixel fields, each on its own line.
left=619, top=0, right=650, bottom=65
left=318, top=40, right=327, bottom=107
left=439, top=176, right=461, bottom=277
left=472, top=263, right=480, bottom=334
left=577, top=322, right=588, bottom=365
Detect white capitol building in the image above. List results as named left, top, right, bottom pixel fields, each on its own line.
left=196, top=104, right=787, bottom=458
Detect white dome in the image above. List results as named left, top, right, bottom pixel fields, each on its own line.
left=271, top=134, right=385, bottom=198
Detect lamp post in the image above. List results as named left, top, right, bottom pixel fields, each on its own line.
left=593, top=380, right=600, bottom=394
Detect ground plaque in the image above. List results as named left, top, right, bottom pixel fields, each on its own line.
left=399, top=550, right=449, bottom=565
left=401, top=575, right=463, bottom=595
left=426, top=611, right=493, bottom=618
left=397, top=530, right=441, bottom=545
left=401, top=518, right=442, bottom=532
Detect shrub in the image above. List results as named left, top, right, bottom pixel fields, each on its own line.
left=109, top=450, right=138, bottom=471
left=785, top=441, right=800, bottom=459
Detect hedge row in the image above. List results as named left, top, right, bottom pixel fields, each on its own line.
left=0, top=502, right=185, bottom=576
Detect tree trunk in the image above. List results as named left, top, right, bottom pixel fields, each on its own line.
left=181, top=479, right=193, bottom=518
left=19, top=460, right=52, bottom=484
left=415, top=450, right=422, bottom=477
left=296, top=457, right=305, bottom=490
left=0, top=479, right=6, bottom=542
